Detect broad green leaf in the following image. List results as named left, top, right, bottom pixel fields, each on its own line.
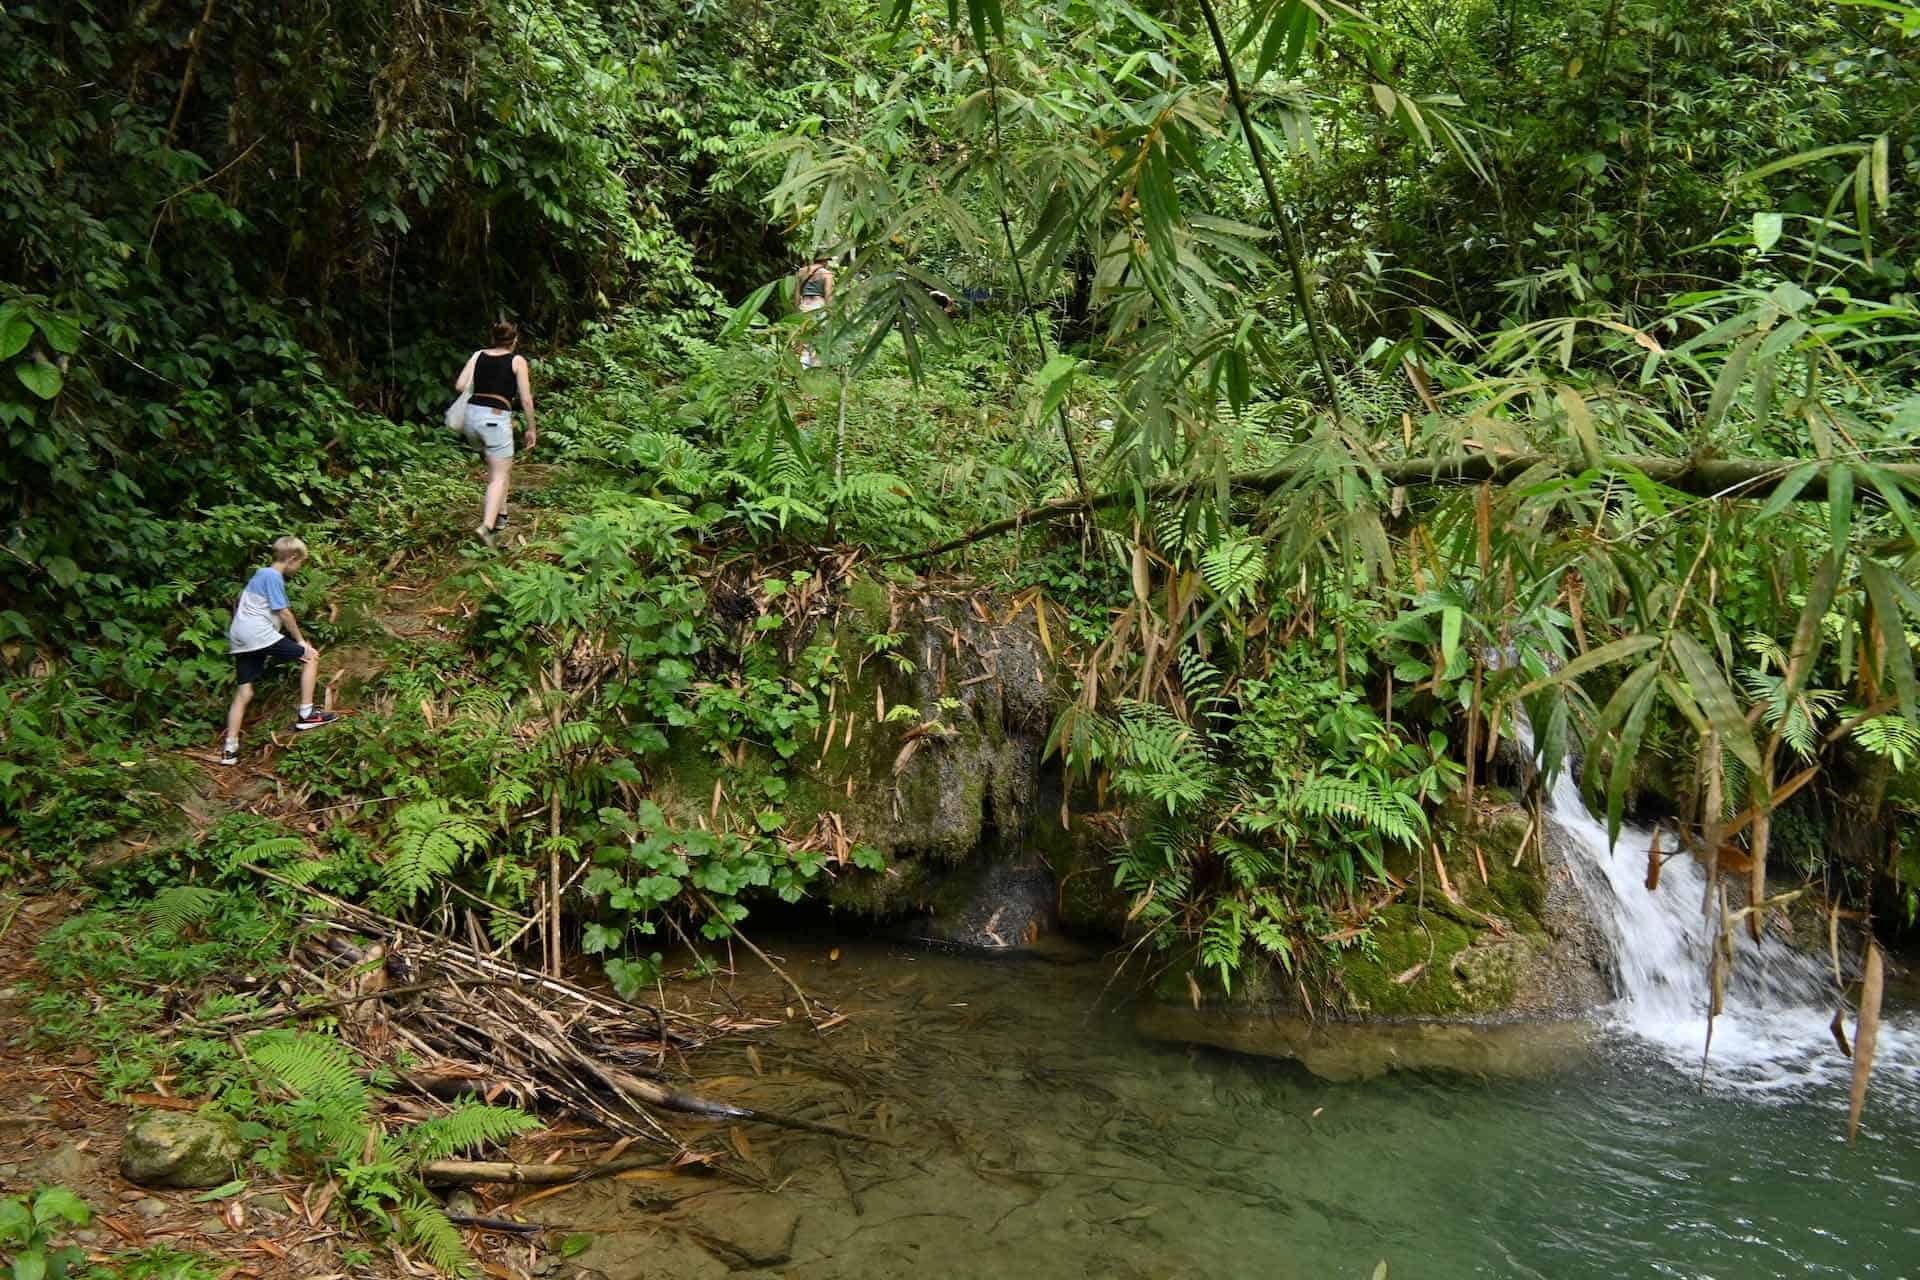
left=1513, top=635, right=1661, bottom=699
left=1584, top=658, right=1660, bottom=806
left=1036, top=353, right=1079, bottom=424
left=32, top=1185, right=90, bottom=1227
left=1557, top=386, right=1601, bottom=470
left=1752, top=211, right=1783, bottom=253
left=1440, top=606, right=1462, bottom=674
left=16, top=356, right=61, bottom=400
left=1670, top=633, right=1762, bottom=773
left=32, top=312, right=81, bottom=354
left=0, top=307, right=31, bottom=360
left=722, top=281, right=777, bottom=339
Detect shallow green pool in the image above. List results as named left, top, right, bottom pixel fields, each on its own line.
left=562, top=938, right=1919, bottom=1280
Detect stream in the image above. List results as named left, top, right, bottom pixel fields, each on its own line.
left=550, top=934, right=1920, bottom=1280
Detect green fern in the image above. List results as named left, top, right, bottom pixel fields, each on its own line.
left=1199, top=900, right=1246, bottom=993
left=142, top=885, right=226, bottom=935
left=249, top=1031, right=369, bottom=1110
left=226, top=834, right=309, bottom=872
left=1288, top=775, right=1425, bottom=849
left=399, top=1194, right=478, bottom=1279
left=1199, top=536, right=1266, bottom=610
left=1215, top=835, right=1276, bottom=889
left=408, top=1103, right=541, bottom=1160
left=380, top=800, right=493, bottom=908
left=1854, top=713, right=1920, bottom=770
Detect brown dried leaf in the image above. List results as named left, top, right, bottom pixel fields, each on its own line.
left=1392, top=963, right=1426, bottom=986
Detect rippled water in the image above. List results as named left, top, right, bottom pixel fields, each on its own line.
left=554, top=938, right=1920, bottom=1280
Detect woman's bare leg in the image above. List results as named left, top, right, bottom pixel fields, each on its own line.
left=483, top=458, right=513, bottom=530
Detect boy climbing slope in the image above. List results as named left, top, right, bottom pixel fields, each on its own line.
left=221, top=536, right=339, bottom=765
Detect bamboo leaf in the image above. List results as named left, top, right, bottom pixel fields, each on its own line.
left=1781, top=552, right=1840, bottom=703
left=1753, top=211, right=1783, bottom=253
left=1755, top=462, right=1820, bottom=521
left=1513, top=635, right=1662, bottom=698
left=1703, top=331, right=1763, bottom=433
left=1860, top=561, right=1916, bottom=723
left=1670, top=633, right=1762, bottom=773
left=1607, top=670, right=1659, bottom=841
left=1829, top=464, right=1854, bottom=553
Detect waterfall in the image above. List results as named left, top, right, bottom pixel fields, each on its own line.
left=1520, top=723, right=1919, bottom=1096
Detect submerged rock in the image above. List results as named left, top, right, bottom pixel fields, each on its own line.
left=1136, top=1003, right=1594, bottom=1082
left=905, top=855, right=1056, bottom=950
left=658, top=1190, right=800, bottom=1268
left=119, top=1111, right=244, bottom=1188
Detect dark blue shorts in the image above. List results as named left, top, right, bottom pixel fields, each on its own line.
left=234, top=634, right=306, bottom=685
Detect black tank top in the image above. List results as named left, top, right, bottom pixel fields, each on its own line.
left=471, top=351, right=520, bottom=410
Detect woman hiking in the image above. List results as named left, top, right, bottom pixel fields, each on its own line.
left=453, top=320, right=538, bottom=546
left=793, top=257, right=834, bottom=368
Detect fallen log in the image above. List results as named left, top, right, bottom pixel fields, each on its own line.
left=892, top=452, right=1920, bottom=562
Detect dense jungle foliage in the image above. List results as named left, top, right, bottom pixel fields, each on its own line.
left=3, top=4, right=1920, bottom=1261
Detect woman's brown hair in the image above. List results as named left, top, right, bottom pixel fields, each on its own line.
left=489, top=319, right=519, bottom=348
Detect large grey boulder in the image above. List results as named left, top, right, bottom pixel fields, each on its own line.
left=119, top=1111, right=245, bottom=1188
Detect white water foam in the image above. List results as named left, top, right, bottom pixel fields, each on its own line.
left=1522, top=724, right=1920, bottom=1100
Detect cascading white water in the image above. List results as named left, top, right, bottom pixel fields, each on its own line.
left=1520, top=723, right=1919, bottom=1097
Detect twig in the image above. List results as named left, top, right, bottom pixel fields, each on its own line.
left=694, top=891, right=814, bottom=1024
left=422, top=1155, right=666, bottom=1187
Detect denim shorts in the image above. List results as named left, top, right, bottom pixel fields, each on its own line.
left=463, top=404, right=515, bottom=460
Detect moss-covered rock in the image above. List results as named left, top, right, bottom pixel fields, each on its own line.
left=652, top=574, right=1072, bottom=933
left=120, top=1110, right=244, bottom=1189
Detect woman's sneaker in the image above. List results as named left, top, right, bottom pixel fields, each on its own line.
left=220, top=744, right=240, bottom=766
left=293, top=710, right=342, bottom=731
left=475, top=524, right=497, bottom=548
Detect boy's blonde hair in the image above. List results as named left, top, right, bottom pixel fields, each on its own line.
left=271, top=535, right=309, bottom=564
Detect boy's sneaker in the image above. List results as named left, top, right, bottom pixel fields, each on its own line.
left=293, top=710, right=342, bottom=732
left=220, top=744, right=240, bottom=766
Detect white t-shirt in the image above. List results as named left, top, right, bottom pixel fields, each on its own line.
left=228, top=566, right=289, bottom=653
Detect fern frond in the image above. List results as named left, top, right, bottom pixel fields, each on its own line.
left=229, top=834, right=309, bottom=871
left=143, top=885, right=226, bottom=934
left=1289, top=776, right=1425, bottom=847
left=1199, top=901, right=1246, bottom=992
left=399, top=1194, right=478, bottom=1279
left=250, top=1031, right=370, bottom=1112
left=408, top=1103, right=541, bottom=1160
left=381, top=800, right=493, bottom=907
left=1199, top=536, right=1266, bottom=610
left=1215, top=835, right=1276, bottom=889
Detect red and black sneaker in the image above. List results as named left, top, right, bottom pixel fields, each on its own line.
left=293, top=710, right=342, bottom=732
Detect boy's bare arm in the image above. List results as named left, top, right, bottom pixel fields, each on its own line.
left=277, top=607, right=315, bottom=655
